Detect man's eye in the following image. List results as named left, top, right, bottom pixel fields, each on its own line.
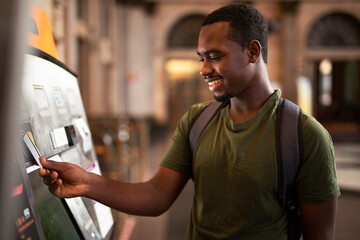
left=210, top=57, right=221, bottom=62
left=198, top=58, right=204, bottom=63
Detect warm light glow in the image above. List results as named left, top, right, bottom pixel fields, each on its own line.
left=318, top=59, right=333, bottom=106
left=319, top=59, right=332, bottom=75
left=297, top=76, right=313, bottom=115
left=165, top=59, right=200, bottom=78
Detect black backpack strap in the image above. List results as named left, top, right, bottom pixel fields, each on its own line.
left=189, top=101, right=228, bottom=155
left=276, top=98, right=303, bottom=240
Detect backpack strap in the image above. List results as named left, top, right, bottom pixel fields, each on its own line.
left=276, top=98, right=303, bottom=240
left=276, top=98, right=303, bottom=207
left=189, top=101, right=228, bottom=155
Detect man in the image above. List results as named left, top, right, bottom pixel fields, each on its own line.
left=39, top=3, right=340, bottom=239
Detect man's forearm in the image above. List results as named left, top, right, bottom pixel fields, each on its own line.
left=85, top=172, right=169, bottom=216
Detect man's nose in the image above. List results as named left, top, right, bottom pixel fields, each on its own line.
left=200, top=60, right=214, bottom=77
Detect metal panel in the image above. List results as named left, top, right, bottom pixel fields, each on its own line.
left=20, top=52, right=114, bottom=239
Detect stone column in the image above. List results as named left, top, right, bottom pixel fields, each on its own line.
left=281, top=1, right=299, bottom=102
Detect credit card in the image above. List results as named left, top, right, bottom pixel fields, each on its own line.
left=23, top=132, right=43, bottom=169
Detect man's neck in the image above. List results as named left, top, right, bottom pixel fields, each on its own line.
left=229, top=85, right=274, bottom=123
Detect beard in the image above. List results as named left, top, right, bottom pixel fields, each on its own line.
left=214, top=93, right=231, bottom=102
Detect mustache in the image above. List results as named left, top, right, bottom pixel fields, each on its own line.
left=204, top=74, right=223, bottom=80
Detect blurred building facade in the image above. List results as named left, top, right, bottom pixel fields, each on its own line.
left=29, top=0, right=360, bottom=238
left=31, top=0, right=360, bottom=134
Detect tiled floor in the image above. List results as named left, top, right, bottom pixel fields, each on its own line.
left=334, top=143, right=360, bottom=240
left=335, top=143, right=360, bottom=191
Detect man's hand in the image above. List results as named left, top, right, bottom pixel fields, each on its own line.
left=38, top=156, right=89, bottom=198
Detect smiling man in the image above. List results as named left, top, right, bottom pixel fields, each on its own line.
left=39, top=3, right=340, bottom=240
left=196, top=19, right=272, bottom=121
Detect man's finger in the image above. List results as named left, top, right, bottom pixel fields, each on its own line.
left=48, top=179, right=63, bottom=196
left=39, top=156, right=68, bottom=172
left=38, top=168, right=48, bottom=177
left=50, top=171, right=59, bottom=185
left=39, top=156, right=51, bottom=169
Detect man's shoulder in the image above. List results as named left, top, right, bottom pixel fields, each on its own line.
left=189, top=101, right=214, bottom=112
left=174, top=101, right=215, bottom=135
left=300, top=112, right=334, bottom=155
left=301, top=112, right=330, bottom=137
left=185, top=101, right=215, bottom=121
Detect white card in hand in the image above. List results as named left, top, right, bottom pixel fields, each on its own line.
left=23, top=132, right=43, bottom=169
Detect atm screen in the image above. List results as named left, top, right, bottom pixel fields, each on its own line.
left=27, top=171, right=82, bottom=240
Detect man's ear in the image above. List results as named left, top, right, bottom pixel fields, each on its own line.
left=247, top=40, right=261, bottom=63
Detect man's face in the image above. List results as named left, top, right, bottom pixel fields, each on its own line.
left=197, top=22, right=254, bottom=102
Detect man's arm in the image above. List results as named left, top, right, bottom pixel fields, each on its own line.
left=299, top=198, right=337, bottom=240
left=38, top=157, right=189, bottom=216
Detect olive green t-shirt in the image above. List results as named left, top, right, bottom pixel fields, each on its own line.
left=160, top=90, right=340, bottom=240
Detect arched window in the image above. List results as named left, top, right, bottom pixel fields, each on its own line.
left=307, top=13, right=360, bottom=47
left=307, top=13, right=360, bottom=124
left=167, top=14, right=205, bottom=49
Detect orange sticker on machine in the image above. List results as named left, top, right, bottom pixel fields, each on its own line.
left=28, top=4, right=59, bottom=60
left=12, top=184, right=23, bottom=198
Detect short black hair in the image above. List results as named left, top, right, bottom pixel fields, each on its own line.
left=202, top=3, right=268, bottom=64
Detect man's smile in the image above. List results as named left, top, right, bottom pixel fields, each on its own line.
left=207, top=78, right=224, bottom=91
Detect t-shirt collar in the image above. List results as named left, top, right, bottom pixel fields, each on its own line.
left=225, top=89, right=282, bottom=131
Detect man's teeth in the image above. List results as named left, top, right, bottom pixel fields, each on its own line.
left=208, top=79, right=222, bottom=86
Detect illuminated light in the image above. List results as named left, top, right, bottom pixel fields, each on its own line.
left=319, top=59, right=332, bottom=75
left=318, top=59, right=333, bottom=106
left=165, top=59, right=201, bottom=77
left=297, top=76, right=313, bottom=115
left=321, top=93, right=332, bottom=106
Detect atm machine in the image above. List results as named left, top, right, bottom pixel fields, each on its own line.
left=13, top=4, right=114, bottom=240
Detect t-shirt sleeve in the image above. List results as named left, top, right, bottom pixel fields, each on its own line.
left=296, top=114, right=341, bottom=203
left=160, top=102, right=211, bottom=178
